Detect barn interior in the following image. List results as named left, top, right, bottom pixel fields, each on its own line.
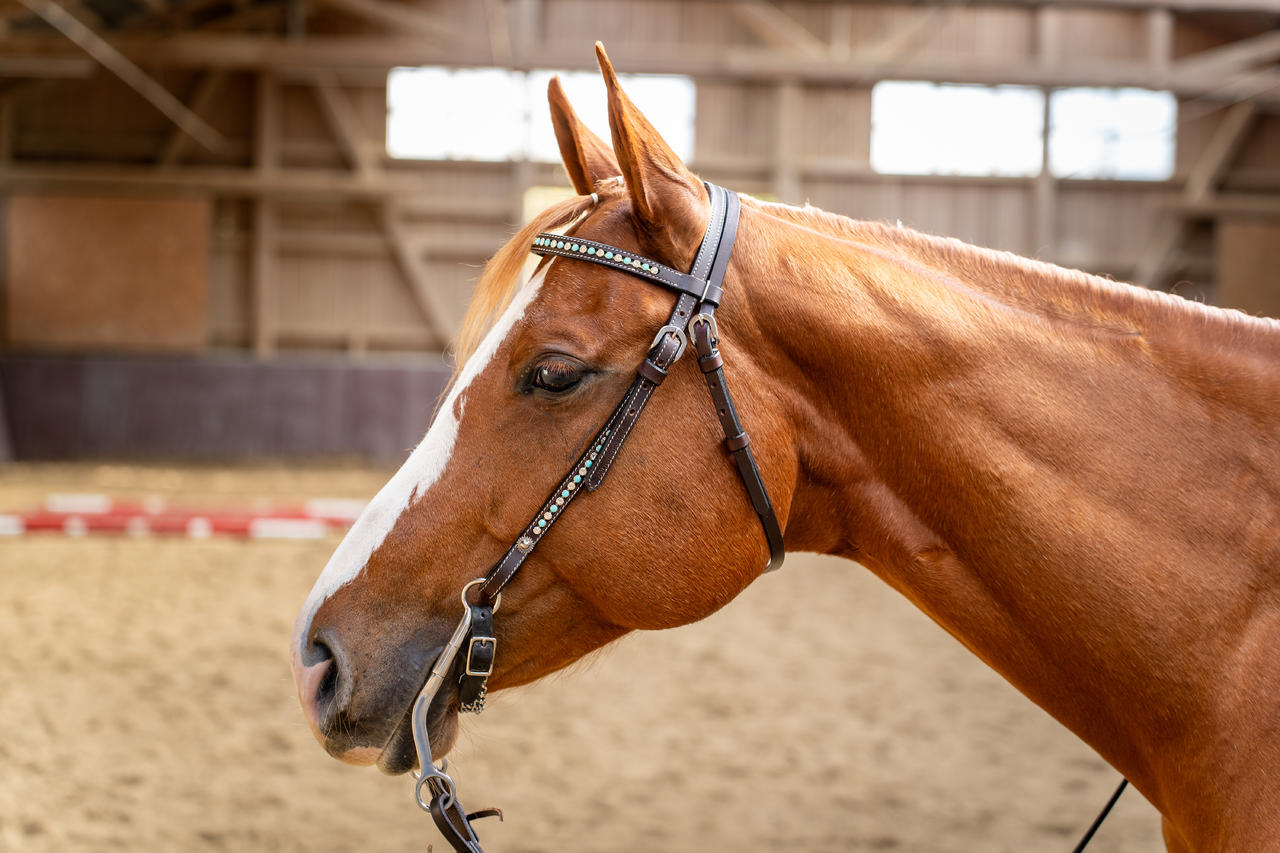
left=0, top=1, right=1276, bottom=850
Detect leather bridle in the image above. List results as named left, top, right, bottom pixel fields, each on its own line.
left=408, top=181, right=785, bottom=853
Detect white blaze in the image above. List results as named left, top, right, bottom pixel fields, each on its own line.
left=294, top=265, right=550, bottom=651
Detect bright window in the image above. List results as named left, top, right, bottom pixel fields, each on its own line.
left=1049, top=88, right=1176, bottom=180
left=871, top=81, right=1044, bottom=177
left=387, top=67, right=695, bottom=163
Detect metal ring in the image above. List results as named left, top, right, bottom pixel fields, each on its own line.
left=461, top=577, right=501, bottom=613
left=415, top=766, right=457, bottom=812
left=648, top=325, right=688, bottom=363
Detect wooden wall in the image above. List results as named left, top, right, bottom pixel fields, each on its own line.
left=0, top=0, right=1276, bottom=363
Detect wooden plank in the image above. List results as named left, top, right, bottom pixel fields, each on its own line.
left=156, top=70, right=224, bottom=167
left=1169, top=193, right=1280, bottom=217
left=311, top=76, right=375, bottom=175
left=380, top=205, right=453, bottom=348
left=12, top=0, right=225, bottom=152
left=1146, top=9, right=1172, bottom=75
left=1034, top=93, right=1057, bottom=258
left=1186, top=102, right=1258, bottom=202
left=1173, top=30, right=1280, bottom=79
left=1135, top=102, right=1258, bottom=286
left=774, top=80, right=802, bottom=204
left=310, top=0, right=459, bottom=40
left=0, top=56, right=93, bottom=77
left=0, top=162, right=522, bottom=208
left=481, top=0, right=511, bottom=66
left=2, top=33, right=1272, bottom=104
left=253, top=71, right=278, bottom=358
left=730, top=1, right=825, bottom=57
left=1217, top=219, right=1280, bottom=318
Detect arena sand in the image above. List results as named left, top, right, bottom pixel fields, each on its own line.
left=0, top=463, right=1164, bottom=852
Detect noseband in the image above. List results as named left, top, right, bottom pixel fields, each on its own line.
left=410, top=181, right=785, bottom=853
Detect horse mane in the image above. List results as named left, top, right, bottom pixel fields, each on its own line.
left=741, top=195, right=1280, bottom=351
left=454, top=193, right=597, bottom=368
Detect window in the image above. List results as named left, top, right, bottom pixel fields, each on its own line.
left=871, top=81, right=1044, bottom=177
left=1049, top=88, right=1175, bottom=180
left=387, top=67, right=695, bottom=163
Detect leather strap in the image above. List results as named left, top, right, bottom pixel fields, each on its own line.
left=429, top=790, right=499, bottom=853
left=691, top=320, right=785, bottom=571
left=457, top=603, right=494, bottom=712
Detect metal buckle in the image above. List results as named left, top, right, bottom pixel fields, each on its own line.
left=649, top=324, right=687, bottom=363
left=688, top=313, right=719, bottom=346
left=464, top=637, right=496, bottom=677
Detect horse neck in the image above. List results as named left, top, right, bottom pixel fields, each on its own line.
left=728, top=202, right=1280, bottom=831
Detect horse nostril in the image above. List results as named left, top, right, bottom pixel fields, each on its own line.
left=313, top=641, right=338, bottom=705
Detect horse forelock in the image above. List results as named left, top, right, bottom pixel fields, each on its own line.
left=453, top=193, right=596, bottom=369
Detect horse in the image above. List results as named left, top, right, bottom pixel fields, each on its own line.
left=291, top=44, right=1280, bottom=852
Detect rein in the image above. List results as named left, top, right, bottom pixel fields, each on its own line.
left=404, top=181, right=1128, bottom=853
left=409, top=182, right=784, bottom=853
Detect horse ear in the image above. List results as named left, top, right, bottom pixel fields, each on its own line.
left=595, top=42, right=707, bottom=261
left=548, top=76, right=619, bottom=196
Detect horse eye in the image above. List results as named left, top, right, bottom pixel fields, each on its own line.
left=531, top=359, right=585, bottom=393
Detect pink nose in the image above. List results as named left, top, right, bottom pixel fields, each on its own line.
left=292, top=650, right=332, bottom=742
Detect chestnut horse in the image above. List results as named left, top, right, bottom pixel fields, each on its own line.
left=292, top=46, right=1280, bottom=851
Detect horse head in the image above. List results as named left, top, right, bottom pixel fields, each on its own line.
left=290, top=45, right=794, bottom=775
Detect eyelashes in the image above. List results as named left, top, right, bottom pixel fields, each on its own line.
left=530, top=357, right=586, bottom=393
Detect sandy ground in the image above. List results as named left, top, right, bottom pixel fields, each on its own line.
left=0, top=463, right=1166, bottom=852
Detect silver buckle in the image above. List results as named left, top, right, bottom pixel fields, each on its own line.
left=688, top=312, right=719, bottom=346
left=649, top=325, right=688, bottom=362
left=464, top=637, right=496, bottom=677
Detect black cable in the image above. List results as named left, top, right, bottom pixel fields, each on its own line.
left=1071, top=778, right=1129, bottom=853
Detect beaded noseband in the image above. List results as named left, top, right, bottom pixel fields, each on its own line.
left=409, top=181, right=785, bottom=853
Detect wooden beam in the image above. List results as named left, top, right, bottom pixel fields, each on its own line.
left=310, top=0, right=459, bottom=40
left=1034, top=92, right=1057, bottom=259
left=1168, top=193, right=1280, bottom=218
left=827, top=4, right=852, bottom=61
left=1135, top=101, right=1258, bottom=286
left=730, top=1, right=826, bottom=58
left=481, top=0, right=510, bottom=67
left=156, top=70, right=224, bottom=167
left=860, top=6, right=952, bottom=66
left=12, top=0, right=225, bottom=152
left=0, top=162, right=519, bottom=210
left=5, top=34, right=1277, bottom=105
left=717, top=0, right=1280, bottom=10
left=1173, top=30, right=1280, bottom=79
left=252, top=200, right=277, bottom=358
left=380, top=205, right=454, bottom=348
left=311, top=75, right=375, bottom=175
left=253, top=71, right=278, bottom=358
left=0, top=56, right=93, bottom=76
left=1146, top=9, right=1173, bottom=76
left=774, top=80, right=802, bottom=204
left=1186, top=101, right=1258, bottom=203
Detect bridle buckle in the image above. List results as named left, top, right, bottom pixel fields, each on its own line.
left=464, top=636, right=496, bottom=677
left=649, top=324, right=688, bottom=362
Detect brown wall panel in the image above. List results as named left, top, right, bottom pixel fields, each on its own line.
left=6, top=194, right=211, bottom=352
left=1218, top=219, right=1280, bottom=320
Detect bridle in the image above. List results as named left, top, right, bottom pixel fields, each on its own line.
left=403, top=180, right=1129, bottom=853
left=408, top=181, right=784, bottom=853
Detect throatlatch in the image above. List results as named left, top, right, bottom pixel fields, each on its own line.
left=408, top=182, right=785, bottom=853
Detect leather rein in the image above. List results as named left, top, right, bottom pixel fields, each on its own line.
left=408, top=181, right=784, bottom=853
